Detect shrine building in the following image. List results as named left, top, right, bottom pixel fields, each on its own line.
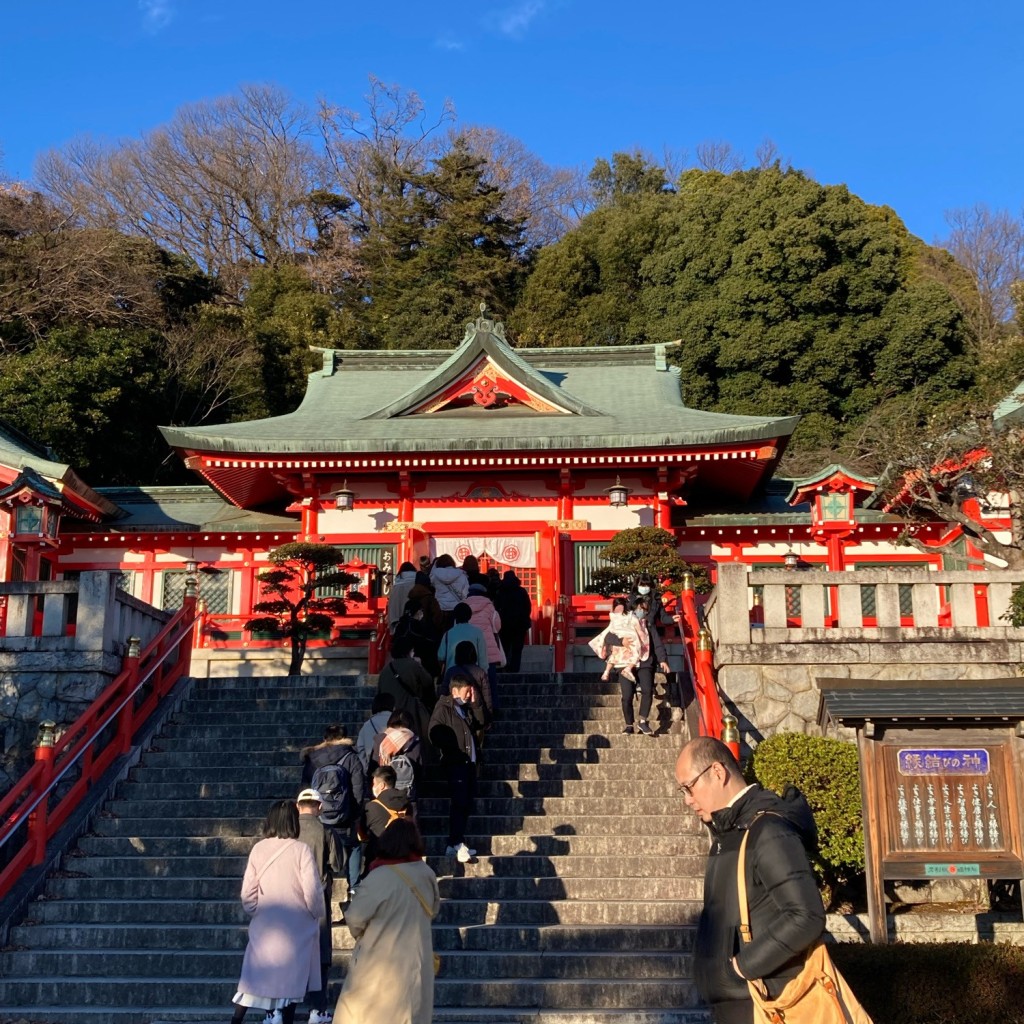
left=0, top=313, right=991, bottom=666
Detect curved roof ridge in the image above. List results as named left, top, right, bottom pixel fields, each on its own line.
left=363, top=313, right=604, bottom=419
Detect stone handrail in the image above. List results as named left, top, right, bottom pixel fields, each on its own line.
left=0, top=572, right=171, bottom=653
left=712, top=563, right=1024, bottom=645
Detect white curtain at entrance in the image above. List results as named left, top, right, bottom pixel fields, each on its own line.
left=432, top=536, right=536, bottom=568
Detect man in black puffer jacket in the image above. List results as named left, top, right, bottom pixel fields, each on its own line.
left=675, top=737, right=825, bottom=1024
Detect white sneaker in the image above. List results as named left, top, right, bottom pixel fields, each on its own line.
left=309, top=1011, right=333, bottom=1024
left=264, top=1012, right=283, bottom=1024
left=456, top=843, right=473, bottom=863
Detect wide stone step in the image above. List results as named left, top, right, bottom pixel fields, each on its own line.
left=473, top=835, right=704, bottom=857
left=1, top=976, right=699, bottom=1011
left=8, top=922, right=697, bottom=954
left=45, top=871, right=704, bottom=904
left=26, top=896, right=702, bottom=928
left=436, top=876, right=703, bottom=901
left=136, top=746, right=679, bottom=768
left=73, top=833, right=707, bottom=862
left=435, top=924, right=697, bottom=952
left=112, top=777, right=684, bottom=801
left=8, top=922, right=253, bottom=951
left=175, top=706, right=637, bottom=724
left=156, top=721, right=674, bottom=741
left=0, top=946, right=691, bottom=981
left=124, top=768, right=679, bottom=799
left=432, top=978, right=701, bottom=1010
left=100, top=801, right=690, bottom=835
left=105, top=795, right=687, bottom=818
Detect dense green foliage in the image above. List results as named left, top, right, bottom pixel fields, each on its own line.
left=749, top=731, right=864, bottom=900
left=831, top=942, right=1024, bottom=1024
left=586, top=526, right=709, bottom=596
left=338, top=140, right=531, bottom=348
left=245, top=542, right=363, bottom=675
left=511, top=167, right=976, bottom=454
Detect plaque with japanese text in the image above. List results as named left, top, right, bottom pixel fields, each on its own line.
left=885, top=743, right=1006, bottom=855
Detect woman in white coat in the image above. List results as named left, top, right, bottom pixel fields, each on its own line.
left=335, top=818, right=440, bottom=1024
left=231, top=800, right=325, bottom=1024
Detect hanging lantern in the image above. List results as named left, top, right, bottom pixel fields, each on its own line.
left=605, top=476, right=631, bottom=508
left=335, top=481, right=356, bottom=512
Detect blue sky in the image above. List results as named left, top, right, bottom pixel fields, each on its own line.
left=2, top=0, right=1021, bottom=245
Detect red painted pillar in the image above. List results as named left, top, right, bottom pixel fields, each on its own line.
left=118, top=636, right=142, bottom=753
left=557, top=469, right=573, bottom=521
left=29, top=722, right=57, bottom=865
left=300, top=499, right=321, bottom=541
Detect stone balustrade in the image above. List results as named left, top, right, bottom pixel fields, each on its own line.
left=709, top=563, right=1024, bottom=644
left=705, top=563, right=1024, bottom=740
left=1, top=572, right=170, bottom=653
left=1, top=572, right=173, bottom=793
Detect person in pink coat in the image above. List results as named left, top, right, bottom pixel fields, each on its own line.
left=231, top=800, right=326, bottom=1024
left=466, top=582, right=503, bottom=708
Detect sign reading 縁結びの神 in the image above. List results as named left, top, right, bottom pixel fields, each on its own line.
left=897, top=749, right=989, bottom=776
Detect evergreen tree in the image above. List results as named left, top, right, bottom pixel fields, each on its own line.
left=245, top=542, right=364, bottom=675
left=510, top=167, right=975, bottom=457
left=344, top=139, right=530, bottom=348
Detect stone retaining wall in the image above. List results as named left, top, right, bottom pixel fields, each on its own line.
left=827, top=911, right=1024, bottom=945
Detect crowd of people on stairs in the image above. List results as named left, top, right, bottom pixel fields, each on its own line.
left=228, top=565, right=774, bottom=1024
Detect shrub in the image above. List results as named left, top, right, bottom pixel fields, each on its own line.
left=749, top=731, right=864, bottom=898
left=831, top=942, right=1024, bottom=1024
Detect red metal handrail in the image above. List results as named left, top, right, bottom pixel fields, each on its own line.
left=367, top=610, right=390, bottom=674
left=0, top=595, right=197, bottom=902
left=675, top=582, right=726, bottom=745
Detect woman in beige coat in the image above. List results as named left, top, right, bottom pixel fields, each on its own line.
left=335, top=818, right=439, bottom=1024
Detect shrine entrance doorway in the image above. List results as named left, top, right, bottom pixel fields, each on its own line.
left=430, top=535, right=539, bottom=606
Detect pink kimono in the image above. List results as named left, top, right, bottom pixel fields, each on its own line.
left=589, top=609, right=650, bottom=680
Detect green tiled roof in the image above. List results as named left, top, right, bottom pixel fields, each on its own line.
left=90, top=487, right=299, bottom=532
left=161, top=319, right=800, bottom=456
left=0, top=420, right=121, bottom=518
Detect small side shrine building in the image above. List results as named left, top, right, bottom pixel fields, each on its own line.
left=1, top=313, right=984, bottom=656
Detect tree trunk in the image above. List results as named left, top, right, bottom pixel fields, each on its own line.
left=289, top=636, right=306, bottom=676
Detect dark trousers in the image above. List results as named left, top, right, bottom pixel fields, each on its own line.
left=619, top=664, right=654, bottom=725
left=501, top=631, right=525, bottom=673
left=446, top=761, right=477, bottom=847
left=711, top=999, right=755, bottom=1024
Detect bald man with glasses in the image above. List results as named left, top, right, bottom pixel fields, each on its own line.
left=675, top=737, right=825, bottom=1024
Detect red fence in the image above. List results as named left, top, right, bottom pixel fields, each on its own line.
left=675, top=580, right=726, bottom=746
left=0, top=596, right=197, bottom=903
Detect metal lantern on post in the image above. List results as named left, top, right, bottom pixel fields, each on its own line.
left=605, top=476, right=631, bottom=508
left=36, top=720, right=57, bottom=748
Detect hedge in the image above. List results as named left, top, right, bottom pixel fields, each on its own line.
left=832, top=941, right=1024, bottom=1024
left=749, top=731, right=864, bottom=898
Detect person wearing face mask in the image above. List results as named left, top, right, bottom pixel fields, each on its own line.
left=626, top=597, right=672, bottom=736
left=631, top=574, right=668, bottom=635
left=428, top=672, right=489, bottom=863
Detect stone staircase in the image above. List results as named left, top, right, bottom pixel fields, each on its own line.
left=0, top=672, right=711, bottom=1024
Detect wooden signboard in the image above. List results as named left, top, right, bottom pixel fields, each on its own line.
left=859, top=726, right=1024, bottom=943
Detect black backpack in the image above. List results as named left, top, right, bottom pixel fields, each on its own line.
left=311, top=755, right=356, bottom=826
